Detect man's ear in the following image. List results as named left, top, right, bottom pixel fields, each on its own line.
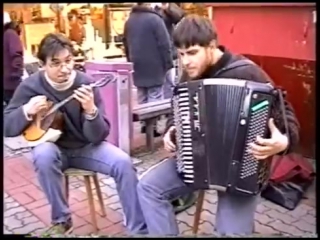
left=38, top=60, right=45, bottom=68
left=209, top=40, right=217, bottom=49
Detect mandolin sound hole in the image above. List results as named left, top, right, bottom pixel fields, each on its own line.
left=40, top=112, right=64, bottom=131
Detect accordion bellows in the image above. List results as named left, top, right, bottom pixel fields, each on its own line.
left=173, top=78, right=276, bottom=196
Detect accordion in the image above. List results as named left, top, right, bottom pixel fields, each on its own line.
left=173, top=78, right=277, bottom=196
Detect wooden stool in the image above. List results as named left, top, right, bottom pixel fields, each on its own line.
left=192, top=190, right=206, bottom=234
left=64, top=168, right=106, bottom=233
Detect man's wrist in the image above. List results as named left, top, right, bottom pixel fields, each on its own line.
left=84, top=106, right=98, bottom=120
left=84, top=105, right=97, bottom=115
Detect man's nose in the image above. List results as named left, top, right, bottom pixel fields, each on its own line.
left=181, top=56, right=190, bottom=68
left=60, top=64, right=70, bottom=73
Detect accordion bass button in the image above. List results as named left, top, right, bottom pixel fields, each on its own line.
left=240, top=119, right=246, bottom=125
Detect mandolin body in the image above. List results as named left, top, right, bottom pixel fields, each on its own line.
left=22, top=101, right=65, bottom=142
left=23, top=123, right=47, bottom=141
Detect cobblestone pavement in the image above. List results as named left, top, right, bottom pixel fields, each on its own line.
left=4, top=144, right=316, bottom=237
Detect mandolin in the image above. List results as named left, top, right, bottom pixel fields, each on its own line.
left=22, top=74, right=116, bottom=143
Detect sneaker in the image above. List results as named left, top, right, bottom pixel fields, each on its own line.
left=171, top=192, right=198, bottom=214
left=40, top=221, right=73, bottom=237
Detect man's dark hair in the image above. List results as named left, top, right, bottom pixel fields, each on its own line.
left=37, top=33, right=73, bottom=63
left=172, top=14, right=218, bottom=49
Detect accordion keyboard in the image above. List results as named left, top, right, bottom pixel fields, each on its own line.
left=240, top=100, right=270, bottom=179
left=173, top=87, right=195, bottom=183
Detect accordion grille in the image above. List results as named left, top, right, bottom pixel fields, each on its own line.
left=240, top=103, right=270, bottom=179
left=173, top=87, right=194, bottom=183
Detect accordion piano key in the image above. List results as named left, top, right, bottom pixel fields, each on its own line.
left=173, top=86, right=198, bottom=183
left=180, top=143, right=192, bottom=147
left=180, top=147, right=193, bottom=152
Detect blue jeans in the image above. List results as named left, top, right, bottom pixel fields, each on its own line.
left=31, top=141, right=147, bottom=234
left=137, top=158, right=260, bottom=236
left=137, top=86, right=163, bottom=104
left=163, top=68, right=176, bottom=100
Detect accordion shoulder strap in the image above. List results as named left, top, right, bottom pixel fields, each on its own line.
left=214, top=59, right=255, bottom=77
left=276, top=89, right=290, bottom=154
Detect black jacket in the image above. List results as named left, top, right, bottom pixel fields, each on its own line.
left=156, top=3, right=185, bottom=60
left=165, top=46, right=300, bottom=154
left=162, top=3, right=185, bottom=35
left=3, top=22, right=24, bottom=91
left=123, top=6, right=173, bottom=88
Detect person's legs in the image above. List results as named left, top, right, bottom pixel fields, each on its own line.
left=146, top=85, right=163, bottom=103
left=67, top=141, right=147, bottom=235
left=31, top=142, right=71, bottom=233
left=146, top=85, right=164, bottom=136
left=137, top=158, right=194, bottom=235
left=137, top=86, right=163, bottom=136
left=137, top=87, right=148, bottom=104
left=137, top=87, right=149, bottom=133
left=215, top=192, right=260, bottom=236
left=137, top=156, right=259, bottom=236
left=163, top=68, right=175, bottom=99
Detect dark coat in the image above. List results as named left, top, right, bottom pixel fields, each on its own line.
left=165, top=46, right=300, bottom=154
left=3, top=22, right=24, bottom=91
left=123, top=6, right=173, bottom=88
left=157, top=3, right=185, bottom=59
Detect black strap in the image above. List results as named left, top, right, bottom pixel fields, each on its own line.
left=278, top=89, right=290, bottom=149
left=214, top=59, right=255, bottom=77
left=269, top=89, right=290, bottom=179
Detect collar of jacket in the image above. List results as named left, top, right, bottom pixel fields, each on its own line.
left=130, top=5, right=163, bottom=19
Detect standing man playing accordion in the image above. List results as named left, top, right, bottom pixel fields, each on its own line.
left=136, top=15, right=300, bottom=236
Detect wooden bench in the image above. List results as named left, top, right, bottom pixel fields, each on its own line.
left=132, top=99, right=171, bottom=152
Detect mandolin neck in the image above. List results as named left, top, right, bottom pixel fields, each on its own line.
left=43, top=77, right=113, bottom=118
left=60, top=94, right=75, bottom=107
left=56, top=94, right=75, bottom=110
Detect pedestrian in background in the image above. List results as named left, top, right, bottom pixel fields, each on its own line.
left=123, top=3, right=173, bottom=136
left=3, top=11, right=24, bottom=106
left=152, top=3, right=185, bottom=99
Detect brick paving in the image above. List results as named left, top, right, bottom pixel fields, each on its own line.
left=4, top=145, right=316, bottom=237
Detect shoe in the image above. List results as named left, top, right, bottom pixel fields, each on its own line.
left=39, top=220, right=73, bottom=237
left=171, top=192, right=198, bottom=214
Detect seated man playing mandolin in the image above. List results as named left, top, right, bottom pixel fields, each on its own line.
left=4, top=33, right=147, bottom=235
